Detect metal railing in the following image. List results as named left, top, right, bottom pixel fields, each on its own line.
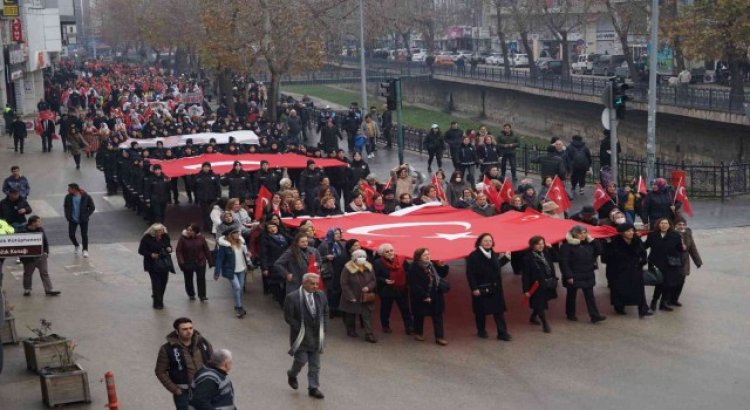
left=335, top=56, right=750, bottom=114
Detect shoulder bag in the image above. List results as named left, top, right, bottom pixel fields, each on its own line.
left=643, top=265, right=663, bottom=286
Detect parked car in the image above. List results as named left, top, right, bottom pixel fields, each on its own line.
left=435, top=52, right=456, bottom=66
left=455, top=50, right=473, bottom=61
left=478, top=51, right=493, bottom=64
left=511, top=54, right=529, bottom=67
left=411, top=48, right=428, bottom=62
left=485, top=53, right=506, bottom=66
left=592, top=54, right=627, bottom=76
left=572, top=53, right=599, bottom=74
left=538, top=60, right=563, bottom=76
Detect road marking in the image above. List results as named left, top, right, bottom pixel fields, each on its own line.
left=27, top=199, right=61, bottom=218
left=101, top=195, right=126, bottom=208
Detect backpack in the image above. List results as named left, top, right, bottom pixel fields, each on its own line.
left=569, top=146, right=589, bottom=171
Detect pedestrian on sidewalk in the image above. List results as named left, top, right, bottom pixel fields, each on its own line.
left=424, top=124, right=444, bottom=173
left=66, top=129, right=88, bottom=170
left=138, top=223, right=174, bottom=310
left=176, top=223, right=213, bottom=302
left=155, top=317, right=213, bottom=410
left=673, top=217, right=702, bottom=306
left=63, top=183, right=95, bottom=257
left=284, top=273, right=328, bottom=400
left=11, top=115, right=26, bottom=154
left=20, top=216, right=60, bottom=297
left=213, top=228, right=250, bottom=318
left=190, top=349, right=235, bottom=410
left=2, top=166, right=30, bottom=199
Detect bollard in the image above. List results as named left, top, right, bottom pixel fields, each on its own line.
left=104, top=371, right=119, bottom=409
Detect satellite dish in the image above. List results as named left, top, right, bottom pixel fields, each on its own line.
left=601, top=108, right=611, bottom=130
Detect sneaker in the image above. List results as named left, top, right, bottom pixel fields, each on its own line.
left=45, top=290, right=61, bottom=296
left=23, top=289, right=31, bottom=297
left=16, top=258, right=21, bottom=264
left=74, top=246, right=80, bottom=256
left=579, top=188, right=585, bottom=195
left=82, top=250, right=89, bottom=258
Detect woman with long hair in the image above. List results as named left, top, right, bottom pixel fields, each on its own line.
left=214, top=228, right=250, bottom=318
left=176, top=223, right=213, bottom=301
left=645, top=217, right=685, bottom=312
left=466, top=233, right=512, bottom=340
left=260, top=222, right=289, bottom=307
left=137, top=223, right=173, bottom=309
left=274, top=232, right=323, bottom=294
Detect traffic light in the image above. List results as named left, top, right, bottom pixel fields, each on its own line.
left=380, top=79, right=398, bottom=111
left=613, top=82, right=629, bottom=119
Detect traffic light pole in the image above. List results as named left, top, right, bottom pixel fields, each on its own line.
left=609, top=80, right=619, bottom=186
left=395, top=78, right=404, bottom=165
left=646, top=0, right=659, bottom=184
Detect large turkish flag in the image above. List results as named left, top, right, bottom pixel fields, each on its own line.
left=283, top=205, right=615, bottom=261
left=153, top=153, right=347, bottom=178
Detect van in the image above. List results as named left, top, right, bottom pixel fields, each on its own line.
left=592, top=54, right=627, bottom=76
left=572, top=53, right=599, bottom=74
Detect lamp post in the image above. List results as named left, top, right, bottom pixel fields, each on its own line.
left=646, top=0, right=659, bottom=183
left=358, top=0, right=367, bottom=111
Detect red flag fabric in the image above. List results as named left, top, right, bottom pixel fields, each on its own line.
left=499, top=178, right=515, bottom=204
left=637, top=176, right=648, bottom=195
left=153, top=153, right=347, bottom=178
left=592, top=183, right=611, bottom=211
left=432, top=174, right=448, bottom=202
left=544, top=176, right=570, bottom=214
left=482, top=176, right=502, bottom=211
left=306, top=253, right=324, bottom=290
left=282, top=207, right=615, bottom=261
left=381, top=176, right=393, bottom=193
left=254, top=185, right=273, bottom=221
left=359, top=181, right=377, bottom=207
left=674, top=177, right=693, bottom=217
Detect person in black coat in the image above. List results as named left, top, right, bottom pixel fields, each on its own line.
left=11, top=116, right=27, bottom=154
left=465, top=234, right=512, bottom=341
left=144, top=165, right=170, bottom=224
left=521, top=236, right=558, bottom=333
left=372, top=244, right=413, bottom=335
left=222, top=161, right=253, bottom=203
left=640, top=178, right=681, bottom=229
left=644, top=217, right=685, bottom=312
left=260, top=222, right=289, bottom=307
left=559, top=225, right=606, bottom=323
left=407, top=248, right=449, bottom=346
left=193, top=163, right=222, bottom=231
left=457, top=136, right=478, bottom=186
left=63, top=183, right=95, bottom=255
left=604, top=223, right=652, bottom=317
left=138, top=223, right=174, bottom=309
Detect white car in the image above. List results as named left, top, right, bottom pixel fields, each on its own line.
left=411, top=49, right=428, bottom=62
left=485, top=53, right=506, bottom=66
left=456, top=50, right=473, bottom=61
left=511, top=54, right=529, bottom=67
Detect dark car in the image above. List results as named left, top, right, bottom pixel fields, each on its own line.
left=592, top=54, right=627, bottom=76
left=538, top=60, right=563, bottom=76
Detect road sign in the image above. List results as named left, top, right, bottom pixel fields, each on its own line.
left=601, top=108, right=611, bottom=130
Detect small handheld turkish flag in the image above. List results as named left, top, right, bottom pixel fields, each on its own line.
left=499, top=178, right=515, bottom=205
left=307, top=253, right=324, bottom=290
left=592, top=183, right=611, bottom=211
left=483, top=175, right=502, bottom=211
left=637, top=176, right=648, bottom=195
left=359, top=181, right=376, bottom=207
left=254, top=185, right=273, bottom=221
left=432, top=173, right=448, bottom=202
left=674, top=177, right=693, bottom=217
left=544, top=176, right=570, bottom=214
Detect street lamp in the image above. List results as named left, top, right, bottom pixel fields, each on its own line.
left=358, top=0, right=367, bottom=112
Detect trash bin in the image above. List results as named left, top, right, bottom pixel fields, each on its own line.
left=671, top=170, right=686, bottom=187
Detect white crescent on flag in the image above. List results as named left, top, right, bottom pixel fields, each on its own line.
left=347, top=221, right=475, bottom=240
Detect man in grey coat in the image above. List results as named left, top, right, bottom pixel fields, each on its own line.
left=284, top=273, right=328, bottom=399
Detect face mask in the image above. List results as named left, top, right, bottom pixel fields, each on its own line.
left=615, top=217, right=626, bottom=224
left=455, top=178, right=462, bottom=182
left=356, top=257, right=366, bottom=265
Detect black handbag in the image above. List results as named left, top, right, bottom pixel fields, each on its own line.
left=543, top=276, right=559, bottom=290
left=154, top=252, right=174, bottom=273
left=667, top=255, right=683, bottom=267
left=643, top=265, right=663, bottom=286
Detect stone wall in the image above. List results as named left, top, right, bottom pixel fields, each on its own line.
left=399, top=78, right=749, bottom=163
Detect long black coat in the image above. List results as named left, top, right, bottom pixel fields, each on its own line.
left=193, top=171, right=221, bottom=203
left=559, top=235, right=603, bottom=289
left=407, top=262, right=449, bottom=317
left=640, top=189, right=680, bottom=227
left=521, top=250, right=558, bottom=311
left=137, top=233, right=173, bottom=273
left=260, top=232, right=289, bottom=285
left=465, top=250, right=509, bottom=315
left=604, top=236, right=647, bottom=306
left=644, top=231, right=684, bottom=287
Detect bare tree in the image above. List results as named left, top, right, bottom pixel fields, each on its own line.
left=599, top=0, right=648, bottom=81
left=533, top=0, right=592, bottom=78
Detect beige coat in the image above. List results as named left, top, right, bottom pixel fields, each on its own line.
left=678, top=228, right=702, bottom=276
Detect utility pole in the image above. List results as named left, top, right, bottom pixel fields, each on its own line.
left=395, top=78, right=404, bottom=165
left=646, top=0, right=659, bottom=183
left=358, top=0, right=367, bottom=112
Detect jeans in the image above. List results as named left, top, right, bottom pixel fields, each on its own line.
left=379, top=294, right=413, bottom=331
left=22, top=254, right=53, bottom=292
left=229, top=271, right=245, bottom=308
left=173, top=391, right=189, bottom=410
left=288, top=349, right=321, bottom=390
left=182, top=264, right=206, bottom=299
left=565, top=287, right=601, bottom=319
left=500, top=154, right=517, bottom=180
left=68, top=220, right=89, bottom=250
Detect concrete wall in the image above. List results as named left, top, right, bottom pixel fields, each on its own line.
left=397, top=78, right=748, bottom=163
